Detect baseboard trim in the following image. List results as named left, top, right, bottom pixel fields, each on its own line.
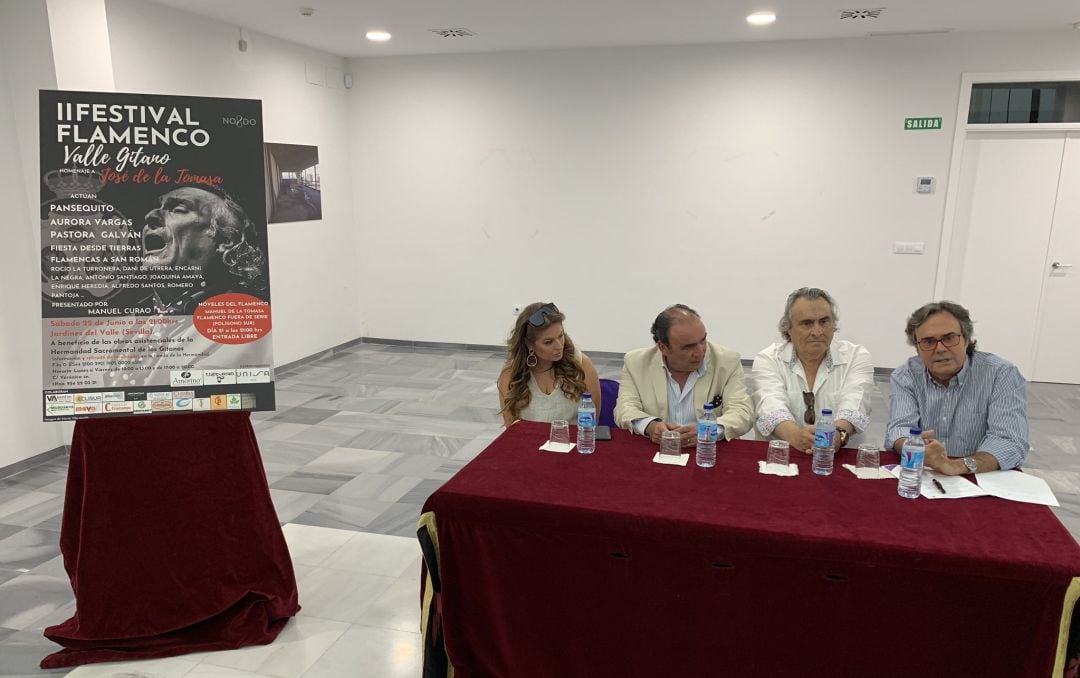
left=0, top=444, right=69, bottom=480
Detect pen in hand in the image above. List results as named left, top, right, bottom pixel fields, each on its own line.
left=932, top=478, right=946, bottom=495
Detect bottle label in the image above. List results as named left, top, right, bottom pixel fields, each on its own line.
left=578, top=412, right=595, bottom=428
left=814, top=429, right=835, bottom=448
left=900, top=449, right=925, bottom=470
left=697, top=422, right=718, bottom=442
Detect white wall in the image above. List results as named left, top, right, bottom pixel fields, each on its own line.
left=347, top=31, right=1080, bottom=367
left=105, top=0, right=363, bottom=366
left=0, top=0, right=68, bottom=468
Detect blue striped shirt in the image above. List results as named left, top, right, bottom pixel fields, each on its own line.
left=885, top=351, right=1028, bottom=470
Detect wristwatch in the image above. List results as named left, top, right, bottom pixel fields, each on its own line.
left=963, top=456, right=978, bottom=474
left=836, top=428, right=850, bottom=449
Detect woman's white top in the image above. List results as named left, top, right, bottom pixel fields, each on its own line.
left=518, top=353, right=582, bottom=423
left=751, top=339, right=874, bottom=440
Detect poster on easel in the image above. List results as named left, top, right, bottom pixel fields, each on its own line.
left=39, top=90, right=275, bottom=420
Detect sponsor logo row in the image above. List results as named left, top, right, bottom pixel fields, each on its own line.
left=45, top=393, right=257, bottom=417
left=169, top=368, right=272, bottom=387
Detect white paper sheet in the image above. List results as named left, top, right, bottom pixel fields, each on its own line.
left=841, top=464, right=894, bottom=480
left=757, top=461, right=798, bottom=477
left=920, top=472, right=989, bottom=499
left=974, top=470, right=1060, bottom=507
left=652, top=452, right=690, bottom=466
left=539, top=441, right=575, bottom=453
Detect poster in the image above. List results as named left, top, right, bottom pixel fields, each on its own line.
left=264, top=143, right=322, bottom=223
left=39, top=90, right=275, bottom=420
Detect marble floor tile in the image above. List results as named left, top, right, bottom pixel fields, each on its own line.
left=0, top=527, right=61, bottom=571
left=290, top=496, right=395, bottom=533
left=0, top=523, right=24, bottom=541
left=302, top=447, right=396, bottom=476
left=340, top=431, right=469, bottom=458
left=268, top=407, right=338, bottom=426
left=0, top=492, right=64, bottom=528
left=0, top=629, right=71, bottom=676
left=268, top=489, right=324, bottom=524
left=0, top=574, right=74, bottom=631
left=351, top=570, right=423, bottom=634
left=301, top=625, right=421, bottom=678
left=280, top=523, right=354, bottom=567
left=319, top=532, right=421, bottom=578
left=330, top=474, right=420, bottom=504
left=293, top=567, right=395, bottom=624
left=364, top=502, right=425, bottom=539
left=270, top=472, right=352, bottom=496
left=188, top=615, right=349, bottom=678
left=66, top=656, right=200, bottom=677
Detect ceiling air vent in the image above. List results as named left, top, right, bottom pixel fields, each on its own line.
left=840, top=8, right=885, bottom=19
left=429, top=28, right=476, bottom=38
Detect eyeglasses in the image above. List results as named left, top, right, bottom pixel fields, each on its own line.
left=527, top=303, right=559, bottom=327
left=916, top=332, right=962, bottom=352
left=802, top=391, right=815, bottom=425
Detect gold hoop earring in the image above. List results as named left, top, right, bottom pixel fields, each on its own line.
left=526, top=350, right=538, bottom=368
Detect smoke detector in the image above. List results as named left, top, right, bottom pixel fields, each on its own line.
left=840, top=8, right=885, bottom=19
left=429, top=28, right=476, bottom=38
left=299, top=7, right=315, bottom=17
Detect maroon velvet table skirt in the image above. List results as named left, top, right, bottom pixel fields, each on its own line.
left=420, top=421, right=1080, bottom=678
left=41, top=412, right=299, bottom=669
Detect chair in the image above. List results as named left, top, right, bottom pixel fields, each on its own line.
left=598, top=378, right=619, bottom=428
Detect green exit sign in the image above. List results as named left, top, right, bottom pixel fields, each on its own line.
left=905, top=117, right=942, bottom=130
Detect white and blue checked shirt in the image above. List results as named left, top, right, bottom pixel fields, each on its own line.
left=885, top=351, right=1028, bottom=470
left=631, top=356, right=714, bottom=433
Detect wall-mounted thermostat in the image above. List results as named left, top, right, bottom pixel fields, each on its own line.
left=916, top=176, right=935, bottom=194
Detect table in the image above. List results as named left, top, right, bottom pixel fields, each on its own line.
left=419, top=421, right=1080, bottom=678
left=41, top=412, right=299, bottom=669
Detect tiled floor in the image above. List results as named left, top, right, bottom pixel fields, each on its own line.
left=1, top=341, right=1079, bottom=677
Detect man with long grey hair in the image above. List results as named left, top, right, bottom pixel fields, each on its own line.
left=752, top=287, right=874, bottom=452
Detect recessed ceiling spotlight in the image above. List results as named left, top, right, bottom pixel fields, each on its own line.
left=366, top=30, right=392, bottom=42
left=299, top=7, right=314, bottom=17
left=746, top=11, right=777, bottom=26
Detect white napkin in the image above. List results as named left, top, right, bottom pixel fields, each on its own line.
left=652, top=452, right=690, bottom=466
left=841, top=463, right=895, bottom=480
left=757, top=461, right=798, bottom=476
left=539, top=441, right=575, bottom=453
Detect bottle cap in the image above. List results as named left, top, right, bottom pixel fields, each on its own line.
left=909, top=427, right=922, bottom=436
left=821, top=408, right=832, bottom=415
left=703, top=403, right=714, bottom=410
left=582, top=392, right=591, bottom=398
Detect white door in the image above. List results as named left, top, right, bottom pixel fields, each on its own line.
left=1032, top=133, right=1080, bottom=383
left=949, top=132, right=1065, bottom=378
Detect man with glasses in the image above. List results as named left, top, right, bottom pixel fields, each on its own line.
left=886, top=301, right=1028, bottom=473
left=614, top=304, right=753, bottom=447
left=752, top=288, right=874, bottom=453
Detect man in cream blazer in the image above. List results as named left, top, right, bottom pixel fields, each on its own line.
left=615, top=304, right=754, bottom=446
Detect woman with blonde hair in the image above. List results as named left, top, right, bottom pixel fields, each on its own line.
left=497, top=302, right=601, bottom=427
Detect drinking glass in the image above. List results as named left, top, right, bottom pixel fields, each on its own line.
left=856, top=444, right=881, bottom=470
left=766, top=440, right=790, bottom=467
left=660, top=430, right=681, bottom=457
left=549, top=420, right=570, bottom=445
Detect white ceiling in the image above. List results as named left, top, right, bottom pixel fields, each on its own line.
left=148, top=0, right=1080, bottom=58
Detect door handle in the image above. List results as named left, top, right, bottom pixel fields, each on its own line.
left=1052, top=262, right=1073, bottom=269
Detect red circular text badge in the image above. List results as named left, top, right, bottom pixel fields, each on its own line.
left=193, top=293, right=272, bottom=345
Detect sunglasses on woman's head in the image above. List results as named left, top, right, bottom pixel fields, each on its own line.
left=528, top=303, right=559, bottom=327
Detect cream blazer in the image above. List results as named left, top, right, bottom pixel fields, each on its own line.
left=613, top=342, right=754, bottom=440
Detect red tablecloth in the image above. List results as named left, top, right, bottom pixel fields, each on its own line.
left=420, top=421, right=1080, bottom=678
left=41, top=412, right=299, bottom=668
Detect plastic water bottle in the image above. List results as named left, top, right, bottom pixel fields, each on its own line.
left=812, top=446, right=834, bottom=475
left=898, top=427, right=926, bottom=499
left=576, top=393, right=596, bottom=454
left=814, top=408, right=835, bottom=449
left=696, top=404, right=718, bottom=468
